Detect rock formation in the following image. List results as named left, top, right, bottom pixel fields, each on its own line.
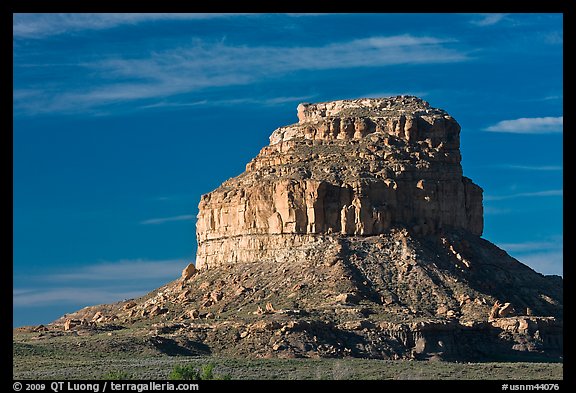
left=196, top=97, right=482, bottom=269
left=25, top=96, right=562, bottom=362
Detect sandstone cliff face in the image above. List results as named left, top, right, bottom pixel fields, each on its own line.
left=196, top=96, right=483, bottom=269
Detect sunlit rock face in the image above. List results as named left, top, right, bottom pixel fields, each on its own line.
left=196, top=96, right=483, bottom=269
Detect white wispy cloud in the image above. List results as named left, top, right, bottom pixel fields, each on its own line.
left=515, top=251, right=563, bottom=277
left=498, top=240, right=562, bottom=253
left=541, top=31, right=563, bottom=45
left=12, top=14, right=333, bottom=39
left=484, top=189, right=563, bottom=201
left=46, top=259, right=188, bottom=281
left=13, top=13, right=250, bottom=38
left=503, top=164, right=562, bottom=171
left=470, top=13, right=509, bottom=26
left=496, top=236, right=563, bottom=276
left=13, top=289, right=36, bottom=296
left=141, top=95, right=316, bottom=110
left=485, top=116, right=563, bottom=133
left=475, top=163, right=562, bottom=172
left=140, top=100, right=209, bottom=110
left=140, top=215, right=196, bottom=225
left=14, top=258, right=193, bottom=308
left=13, top=287, right=148, bottom=307
left=14, top=34, right=467, bottom=115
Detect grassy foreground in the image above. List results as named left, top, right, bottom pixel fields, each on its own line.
left=14, top=342, right=562, bottom=380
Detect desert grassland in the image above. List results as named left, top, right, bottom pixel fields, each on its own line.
left=14, top=338, right=562, bottom=380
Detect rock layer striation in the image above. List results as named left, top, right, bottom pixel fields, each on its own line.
left=196, top=97, right=483, bottom=269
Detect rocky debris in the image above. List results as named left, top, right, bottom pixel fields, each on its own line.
left=177, top=290, right=191, bottom=303
left=64, top=319, right=80, bottom=331
left=338, top=319, right=374, bottom=331
left=498, top=302, right=515, bottom=318
left=210, top=291, right=223, bottom=303
left=265, top=302, right=276, bottom=313
left=249, top=320, right=281, bottom=333
left=92, top=312, right=105, bottom=323
left=489, top=301, right=501, bottom=321
left=489, top=301, right=517, bottom=320
left=123, top=301, right=137, bottom=310
left=181, top=263, right=197, bottom=280
left=335, top=293, right=360, bottom=304
left=253, top=306, right=265, bottom=315
left=201, top=299, right=213, bottom=308
left=146, top=306, right=168, bottom=317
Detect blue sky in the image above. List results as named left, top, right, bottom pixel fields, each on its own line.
left=13, top=13, right=563, bottom=327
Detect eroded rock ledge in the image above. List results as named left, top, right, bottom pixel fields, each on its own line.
left=196, top=96, right=482, bottom=269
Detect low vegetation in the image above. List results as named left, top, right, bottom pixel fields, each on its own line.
left=168, top=363, right=230, bottom=380
left=14, top=336, right=562, bottom=380
left=101, top=371, right=132, bottom=380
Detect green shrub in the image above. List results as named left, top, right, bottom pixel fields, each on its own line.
left=168, top=364, right=200, bottom=380
left=200, top=363, right=215, bottom=380
left=101, top=371, right=132, bottom=380
left=168, top=363, right=230, bottom=380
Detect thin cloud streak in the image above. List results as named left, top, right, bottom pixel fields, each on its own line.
left=505, top=164, right=562, bottom=171
left=484, top=189, right=563, bottom=201
left=485, top=116, right=563, bottom=134
left=14, top=35, right=467, bottom=115
left=13, top=287, right=149, bottom=307
left=14, top=258, right=193, bottom=307
left=497, top=237, right=563, bottom=276
left=46, top=259, right=187, bottom=281
left=470, top=13, right=509, bottom=26
left=141, top=95, right=316, bottom=110
left=515, top=251, right=563, bottom=277
left=479, top=164, right=563, bottom=171
left=498, top=240, right=562, bottom=253
left=13, top=13, right=250, bottom=38
left=13, top=14, right=332, bottom=39
left=140, top=215, right=196, bottom=225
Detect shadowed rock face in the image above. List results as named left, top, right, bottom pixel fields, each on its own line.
left=196, top=96, right=483, bottom=269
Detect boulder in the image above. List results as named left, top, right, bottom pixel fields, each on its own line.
left=91, top=312, right=104, bottom=323
left=149, top=306, right=167, bottom=316
left=123, top=301, right=137, bottom=310
left=335, top=293, right=360, bottom=304
left=181, top=263, right=197, bottom=280
left=498, top=302, right=515, bottom=317
left=210, top=291, right=223, bottom=303
left=249, top=320, right=281, bottom=333
left=64, top=319, right=80, bottom=331
left=489, top=301, right=501, bottom=321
